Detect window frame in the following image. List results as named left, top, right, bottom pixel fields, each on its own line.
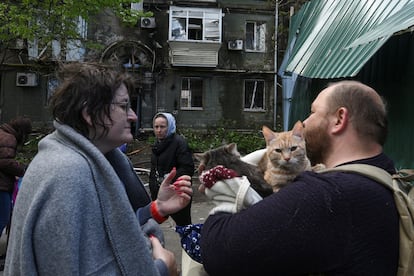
left=169, top=6, right=222, bottom=42
left=244, top=79, right=265, bottom=112
left=245, top=21, right=266, bottom=53
left=180, top=77, right=204, bottom=110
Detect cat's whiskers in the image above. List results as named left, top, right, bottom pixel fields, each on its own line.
left=259, top=121, right=313, bottom=192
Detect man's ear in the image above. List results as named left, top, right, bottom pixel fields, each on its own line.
left=82, top=107, right=93, bottom=126
left=331, top=107, right=348, bottom=134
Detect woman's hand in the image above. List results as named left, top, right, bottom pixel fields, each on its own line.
left=150, top=235, right=178, bottom=276
left=156, top=168, right=193, bottom=217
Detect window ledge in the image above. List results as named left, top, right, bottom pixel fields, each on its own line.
left=181, top=107, right=203, bottom=111
left=243, top=109, right=266, bottom=112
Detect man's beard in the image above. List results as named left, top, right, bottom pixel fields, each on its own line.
left=305, top=122, right=331, bottom=166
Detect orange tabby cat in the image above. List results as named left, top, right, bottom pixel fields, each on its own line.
left=258, top=121, right=311, bottom=192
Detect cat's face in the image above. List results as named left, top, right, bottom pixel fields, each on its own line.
left=194, top=143, right=241, bottom=174
left=262, top=121, right=308, bottom=168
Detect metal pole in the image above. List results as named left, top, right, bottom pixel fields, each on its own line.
left=273, top=1, right=279, bottom=130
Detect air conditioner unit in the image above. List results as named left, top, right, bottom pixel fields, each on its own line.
left=141, top=17, right=156, bottom=28
left=16, top=72, right=38, bottom=87
left=228, top=40, right=243, bottom=51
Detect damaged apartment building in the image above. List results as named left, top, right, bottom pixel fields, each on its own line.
left=0, top=0, right=279, bottom=133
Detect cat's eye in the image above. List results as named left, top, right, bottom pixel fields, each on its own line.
left=290, top=146, right=297, bottom=151
left=275, top=149, right=282, bottom=153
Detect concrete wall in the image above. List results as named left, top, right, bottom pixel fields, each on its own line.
left=0, top=0, right=279, bottom=131
left=0, top=70, right=51, bottom=126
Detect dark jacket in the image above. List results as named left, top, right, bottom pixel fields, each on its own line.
left=149, top=133, right=194, bottom=194
left=200, top=153, right=399, bottom=275
left=149, top=133, right=195, bottom=225
left=0, top=124, right=25, bottom=192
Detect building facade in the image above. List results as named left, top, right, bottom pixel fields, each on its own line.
left=0, top=0, right=279, bottom=133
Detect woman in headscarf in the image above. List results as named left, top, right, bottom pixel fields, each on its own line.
left=149, top=112, right=194, bottom=226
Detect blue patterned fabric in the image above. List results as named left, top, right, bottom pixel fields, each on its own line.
left=175, top=224, right=203, bottom=263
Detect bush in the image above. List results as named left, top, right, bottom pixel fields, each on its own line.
left=16, top=133, right=46, bottom=164
left=180, top=128, right=265, bottom=155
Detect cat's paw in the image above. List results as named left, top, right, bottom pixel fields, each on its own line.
left=311, top=163, right=326, bottom=171
left=199, top=165, right=239, bottom=188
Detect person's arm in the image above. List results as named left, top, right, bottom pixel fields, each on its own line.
left=151, top=236, right=178, bottom=276
left=199, top=166, right=263, bottom=215
left=154, top=259, right=169, bottom=276
left=200, top=173, right=349, bottom=275
left=174, top=137, right=195, bottom=178
left=137, top=213, right=170, bottom=276
left=105, top=149, right=152, bottom=210
left=137, top=167, right=193, bottom=224
left=0, top=159, right=26, bottom=176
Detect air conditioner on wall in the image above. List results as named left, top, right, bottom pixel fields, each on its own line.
left=141, top=17, right=156, bottom=28
left=228, top=40, right=243, bottom=51
left=16, top=72, right=38, bottom=87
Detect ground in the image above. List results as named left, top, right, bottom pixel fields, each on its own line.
left=126, top=139, right=153, bottom=168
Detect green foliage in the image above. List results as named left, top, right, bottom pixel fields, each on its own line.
left=180, top=128, right=266, bottom=155
left=0, top=0, right=150, bottom=53
left=117, top=5, right=152, bottom=26
left=147, top=135, right=156, bottom=145
left=15, top=133, right=45, bottom=164
left=14, top=129, right=266, bottom=166
left=134, top=124, right=266, bottom=155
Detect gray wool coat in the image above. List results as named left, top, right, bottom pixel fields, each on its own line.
left=4, top=121, right=161, bottom=276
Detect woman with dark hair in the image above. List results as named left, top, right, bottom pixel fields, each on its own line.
left=0, top=116, right=32, bottom=242
left=4, top=63, right=192, bottom=276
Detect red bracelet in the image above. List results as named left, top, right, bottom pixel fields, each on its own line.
left=150, top=201, right=168, bottom=223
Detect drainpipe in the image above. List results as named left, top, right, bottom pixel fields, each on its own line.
left=273, top=1, right=279, bottom=130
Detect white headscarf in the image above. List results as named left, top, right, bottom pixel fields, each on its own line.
left=153, top=112, right=176, bottom=138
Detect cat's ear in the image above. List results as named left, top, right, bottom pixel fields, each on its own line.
left=227, top=143, right=241, bottom=157
left=262, top=126, right=277, bottom=145
left=291, top=121, right=304, bottom=138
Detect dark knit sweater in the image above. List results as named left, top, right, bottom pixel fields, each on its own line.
left=200, top=153, right=399, bottom=275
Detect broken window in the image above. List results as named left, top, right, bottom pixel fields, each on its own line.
left=245, top=22, right=266, bottom=52
left=181, top=78, right=203, bottom=110
left=169, top=6, right=221, bottom=42
left=244, top=79, right=265, bottom=111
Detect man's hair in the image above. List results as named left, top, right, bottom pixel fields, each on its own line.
left=49, top=62, right=135, bottom=138
left=326, top=80, right=388, bottom=145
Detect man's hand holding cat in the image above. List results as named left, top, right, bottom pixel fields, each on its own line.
left=199, top=165, right=239, bottom=188
left=199, top=166, right=262, bottom=214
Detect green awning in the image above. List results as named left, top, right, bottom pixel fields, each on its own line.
left=282, top=0, right=414, bottom=79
